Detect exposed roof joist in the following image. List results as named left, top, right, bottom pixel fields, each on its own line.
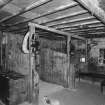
left=4, top=1, right=79, bottom=28
left=47, top=16, right=96, bottom=27
left=30, top=23, right=86, bottom=40
left=62, top=25, right=105, bottom=31
left=56, top=21, right=102, bottom=29
left=80, top=34, right=105, bottom=38
left=0, top=0, right=52, bottom=24
left=0, top=0, right=13, bottom=9
left=66, top=28, right=105, bottom=34
left=60, top=25, right=105, bottom=30
left=10, top=22, right=85, bottom=40
left=41, top=10, right=88, bottom=25
left=73, top=0, right=105, bottom=25
left=71, top=31, right=105, bottom=36
left=88, top=32, right=105, bottom=35
left=1, top=0, right=105, bottom=39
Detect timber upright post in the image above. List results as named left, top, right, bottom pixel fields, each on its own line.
left=0, top=31, right=3, bottom=66
left=85, top=39, right=88, bottom=64
left=67, top=36, right=75, bottom=89
left=67, top=35, right=71, bottom=88
left=28, top=22, right=39, bottom=105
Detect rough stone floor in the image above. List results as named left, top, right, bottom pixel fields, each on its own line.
left=39, top=80, right=105, bottom=105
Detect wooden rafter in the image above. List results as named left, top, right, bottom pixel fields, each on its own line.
left=0, top=0, right=13, bottom=9
left=41, top=10, right=88, bottom=25
left=57, top=24, right=104, bottom=30
left=8, top=22, right=85, bottom=40
left=56, top=20, right=101, bottom=29
left=5, top=21, right=103, bottom=34
left=69, top=30, right=105, bottom=35
left=4, top=2, right=78, bottom=27
left=66, top=28, right=105, bottom=34
left=62, top=26, right=105, bottom=31
left=80, top=34, right=105, bottom=38
left=73, top=0, right=105, bottom=25
left=47, top=16, right=96, bottom=27
left=0, top=0, right=52, bottom=24
left=60, top=25, right=105, bottom=30
left=88, top=31, right=105, bottom=35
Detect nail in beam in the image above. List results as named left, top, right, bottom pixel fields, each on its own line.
left=5, top=2, right=79, bottom=27
left=0, top=0, right=52, bottom=23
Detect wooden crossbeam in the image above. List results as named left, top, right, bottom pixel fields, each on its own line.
left=88, top=31, right=105, bottom=35
left=5, top=2, right=78, bottom=27
left=41, top=10, right=88, bottom=25
left=68, top=30, right=105, bottom=35
left=57, top=24, right=104, bottom=30
left=73, top=0, right=105, bottom=25
left=62, top=26, right=105, bottom=31
left=0, top=0, right=13, bottom=9
left=0, top=0, right=52, bottom=23
left=7, top=22, right=85, bottom=40
left=60, top=25, right=105, bottom=30
left=48, top=16, right=96, bottom=27
left=56, top=20, right=101, bottom=29
left=65, top=28, right=105, bottom=34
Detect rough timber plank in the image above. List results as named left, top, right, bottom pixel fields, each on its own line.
left=74, top=0, right=105, bottom=25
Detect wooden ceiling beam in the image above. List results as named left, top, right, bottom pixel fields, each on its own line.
left=59, top=25, right=105, bottom=30
left=7, top=22, right=85, bottom=40
left=88, top=32, right=105, bottom=35
left=48, top=16, right=96, bottom=27
left=80, top=33, right=105, bottom=38
left=56, top=20, right=101, bottom=29
left=11, top=29, right=66, bottom=40
left=5, top=2, right=79, bottom=27
left=0, top=0, right=52, bottom=23
left=66, top=29, right=105, bottom=35
left=73, top=0, right=105, bottom=25
left=57, top=24, right=104, bottom=30
left=62, top=26, right=105, bottom=32
left=41, top=10, right=88, bottom=25
left=0, top=0, right=13, bottom=9
left=68, top=30, right=105, bottom=35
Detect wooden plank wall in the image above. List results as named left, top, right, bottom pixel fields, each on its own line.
left=1, top=32, right=29, bottom=105
left=39, top=38, right=68, bottom=87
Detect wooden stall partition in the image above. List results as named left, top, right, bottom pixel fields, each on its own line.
left=39, top=38, right=68, bottom=87
left=0, top=32, right=30, bottom=105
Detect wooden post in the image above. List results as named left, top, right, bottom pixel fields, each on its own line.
left=67, top=36, right=76, bottom=89
left=28, top=23, right=39, bottom=105
left=0, top=31, right=3, bottom=66
left=85, top=39, right=88, bottom=64
left=67, top=35, right=71, bottom=88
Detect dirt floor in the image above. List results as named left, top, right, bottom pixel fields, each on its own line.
left=39, top=80, right=105, bottom=105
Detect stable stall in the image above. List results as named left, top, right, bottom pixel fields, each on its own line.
left=0, top=0, right=105, bottom=105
